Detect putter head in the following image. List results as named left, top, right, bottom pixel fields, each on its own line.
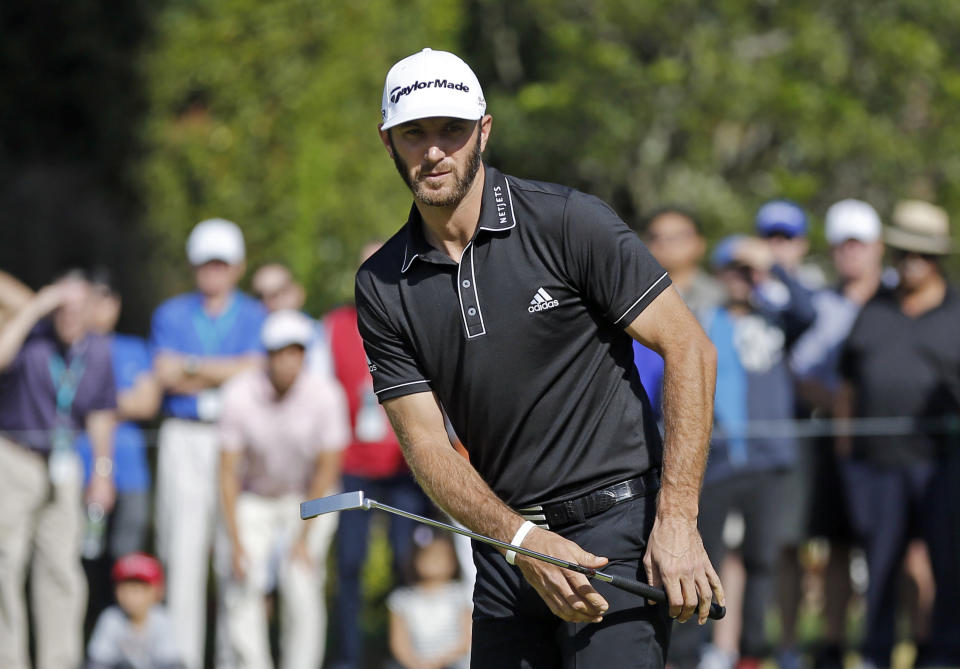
left=300, top=491, right=369, bottom=520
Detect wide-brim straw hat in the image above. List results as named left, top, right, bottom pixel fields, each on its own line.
left=885, top=200, right=952, bottom=255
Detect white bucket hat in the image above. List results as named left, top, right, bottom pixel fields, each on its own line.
left=885, top=200, right=952, bottom=255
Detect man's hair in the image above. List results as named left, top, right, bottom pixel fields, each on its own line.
left=88, top=266, right=119, bottom=296
left=639, top=206, right=704, bottom=236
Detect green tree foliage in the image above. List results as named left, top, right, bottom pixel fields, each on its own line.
left=466, top=0, right=960, bottom=250
left=140, top=0, right=463, bottom=310
left=141, top=1, right=960, bottom=306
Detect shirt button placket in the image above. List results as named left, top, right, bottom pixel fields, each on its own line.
left=459, top=245, right=485, bottom=337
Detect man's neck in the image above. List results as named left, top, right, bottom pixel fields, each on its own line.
left=898, top=274, right=947, bottom=318
left=841, top=269, right=882, bottom=306
left=416, top=167, right=486, bottom=262
left=203, top=290, right=232, bottom=316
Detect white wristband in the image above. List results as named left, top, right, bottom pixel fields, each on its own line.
left=505, top=520, right=536, bottom=565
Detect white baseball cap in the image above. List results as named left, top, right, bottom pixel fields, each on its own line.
left=380, top=48, right=486, bottom=131
left=186, top=218, right=246, bottom=266
left=825, top=199, right=882, bottom=245
left=260, top=309, right=314, bottom=352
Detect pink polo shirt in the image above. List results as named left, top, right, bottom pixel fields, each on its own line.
left=219, top=367, right=349, bottom=497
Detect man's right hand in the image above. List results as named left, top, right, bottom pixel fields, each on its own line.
left=512, top=526, right=610, bottom=623
left=231, top=544, right=247, bottom=582
left=29, top=284, right=64, bottom=318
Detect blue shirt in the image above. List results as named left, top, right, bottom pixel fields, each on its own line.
left=150, top=292, right=266, bottom=419
left=703, top=267, right=815, bottom=483
left=76, top=334, right=153, bottom=492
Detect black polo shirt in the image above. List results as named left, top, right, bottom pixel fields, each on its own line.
left=355, top=165, right=670, bottom=507
left=840, top=285, right=960, bottom=467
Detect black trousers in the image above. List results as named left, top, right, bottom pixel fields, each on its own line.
left=470, top=492, right=670, bottom=669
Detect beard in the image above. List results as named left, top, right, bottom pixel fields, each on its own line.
left=390, top=128, right=483, bottom=208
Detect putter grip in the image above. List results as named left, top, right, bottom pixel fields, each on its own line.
left=604, top=574, right=726, bottom=620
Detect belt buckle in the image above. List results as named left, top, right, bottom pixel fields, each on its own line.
left=592, top=489, right=618, bottom=515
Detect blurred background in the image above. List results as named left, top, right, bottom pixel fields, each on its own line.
left=3, top=2, right=960, bottom=669
left=4, top=0, right=960, bottom=327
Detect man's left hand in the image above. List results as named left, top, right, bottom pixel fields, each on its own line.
left=642, top=513, right=723, bottom=624
left=290, top=535, right=312, bottom=567
left=86, top=474, right=116, bottom=514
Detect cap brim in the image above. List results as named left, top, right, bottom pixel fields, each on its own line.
left=381, top=106, right=483, bottom=130
left=884, top=226, right=952, bottom=255
left=189, top=254, right=243, bottom=266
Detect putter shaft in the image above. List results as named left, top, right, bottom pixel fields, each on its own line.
left=311, top=494, right=724, bottom=620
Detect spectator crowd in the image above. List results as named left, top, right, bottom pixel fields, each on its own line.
left=0, top=199, right=958, bottom=669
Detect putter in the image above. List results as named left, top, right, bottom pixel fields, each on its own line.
left=301, top=490, right=725, bottom=620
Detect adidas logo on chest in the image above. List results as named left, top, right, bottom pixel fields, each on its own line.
left=528, top=287, right=559, bottom=313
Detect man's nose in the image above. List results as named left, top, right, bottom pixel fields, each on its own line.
left=424, top=144, right=446, bottom=163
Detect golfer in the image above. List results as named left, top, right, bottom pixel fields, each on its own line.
left=356, top=48, right=723, bottom=667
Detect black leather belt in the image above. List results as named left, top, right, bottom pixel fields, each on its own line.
left=517, top=470, right=660, bottom=530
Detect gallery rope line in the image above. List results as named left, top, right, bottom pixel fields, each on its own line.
left=3, top=414, right=960, bottom=446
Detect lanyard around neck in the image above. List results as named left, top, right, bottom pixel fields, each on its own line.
left=48, top=345, right=87, bottom=417
left=193, top=295, right=240, bottom=355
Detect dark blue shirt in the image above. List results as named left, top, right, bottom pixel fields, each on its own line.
left=150, top=291, right=265, bottom=419
left=0, top=323, right=116, bottom=452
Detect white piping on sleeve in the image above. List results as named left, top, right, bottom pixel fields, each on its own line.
left=374, top=379, right=431, bottom=396
left=613, top=272, right=669, bottom=325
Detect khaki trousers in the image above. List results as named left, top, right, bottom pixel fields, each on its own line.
left=0, top=436, right=85, bottom=669
left=218, top=493, right=337, bottom=669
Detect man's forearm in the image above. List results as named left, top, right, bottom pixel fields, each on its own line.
left=385, top=397, right=525, bottom=546
left=219, top=452, right=242, bottom=547
left=300, top=452, right=342, bottom=541
left=155, top=353, right=262, bottom=394
left=86, top=410, right=116, bottom=463
left=657, top=338, right=716, bottom=519
left=0, top=300, right=45, bottom=370
left=117, top=376, right=162, bottom=422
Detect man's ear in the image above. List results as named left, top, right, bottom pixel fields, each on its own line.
left=478, top=114, right=493, bottom=153
left=378, top=124, right=394, bottom=157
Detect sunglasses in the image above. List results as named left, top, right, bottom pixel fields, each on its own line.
left=892, top=249, right=939, bottom=263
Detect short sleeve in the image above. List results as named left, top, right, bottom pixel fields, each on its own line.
left=237, top=298, right=267, bottom=354
left=312, top=377, right=350, bottom=452
left=562, top=191, right=671, bottom=327
left=114, top=336, right=152, bottom=391
left=85, top=338, right=117, bottom=413
left=355, top=271, right=432, bottom=403
left=218, top=377, right=247, bottom=452
left=386, top=586, right=413, bottom=615
left=150, top=301, right=181, bottom=356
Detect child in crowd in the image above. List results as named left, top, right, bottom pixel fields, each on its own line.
left=85, top=552, right=184, bottom=669
left=388, top=530, right=472, bottom=669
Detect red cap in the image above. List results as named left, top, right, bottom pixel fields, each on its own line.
left=112, top=552, right=164, bottom=587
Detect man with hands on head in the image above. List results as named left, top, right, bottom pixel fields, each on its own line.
left=356, top=48, right=723, bottom=667
left=0, top=271, right=117, bottom=669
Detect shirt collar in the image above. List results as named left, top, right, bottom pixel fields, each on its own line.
left=400, top=164, right=518, bottom=274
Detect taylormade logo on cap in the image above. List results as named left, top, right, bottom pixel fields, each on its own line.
left=381, top=48, right=485, bottom=130
left=390, top=79, right=471, bottom=105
